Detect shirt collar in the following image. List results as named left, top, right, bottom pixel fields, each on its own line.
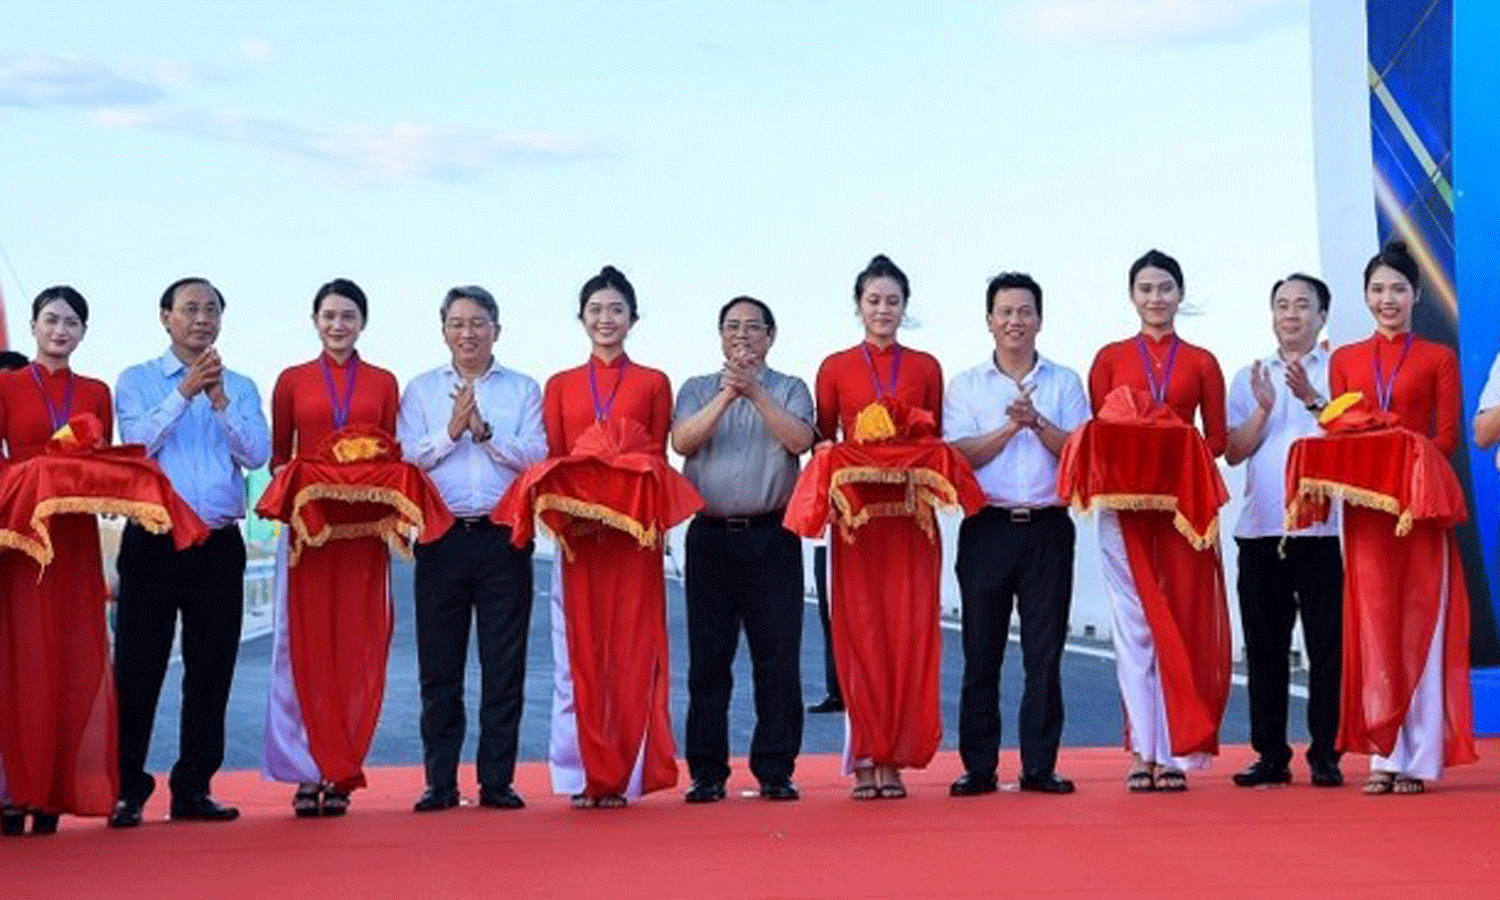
left=444, top=357, right=503, bottom=380
left=156, top=348, right=188, bottom=377
left=1265, top=344, right=1327, bottom=368
left=1136, top=331, right=1178, bottom=347
left=987, top=352, right=1047, bottom=382
left=1373, top=330, right=1413, bottom=346
left=589, top=352, right=630, bottom=370
left=861, top=340, right=901, bottom=357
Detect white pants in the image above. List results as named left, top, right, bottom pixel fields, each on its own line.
left=1099, top=510, right=1211, bottom=771
left=1370, top=546, right=1449, bottom=781
left=547, top=557, right=647, bottom=797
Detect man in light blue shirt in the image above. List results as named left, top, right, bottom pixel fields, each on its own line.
left=109, top=277, right=270, bottom=828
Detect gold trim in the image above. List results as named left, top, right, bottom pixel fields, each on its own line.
left=531, top=494, right=660, bottom=562
left=285, top=484, right=427, bottom=565
left=0, top=496, right=173, bottom=568
left=825, top=466, right=964, bottom=544
left=1067, top=491, right=1219, bottom=550
left=1286, top=477, right=1412, bottom=536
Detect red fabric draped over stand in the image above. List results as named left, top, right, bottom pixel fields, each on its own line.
left=256, top=425, right=452, bottom=793
left=784, top=401, right=984, bottom=769
left=1285, top=421, right=1476, bottom=767
left=1058, top=386, right=1230, bottom=757
left=0, top=415, right=207, bottom=815
left=495, top=419, right=701, bottom=797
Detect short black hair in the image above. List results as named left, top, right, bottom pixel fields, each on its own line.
left=1270, top=273, right=1331, bottom=314
left=717, top=295, right=776, bottom=333
left=985, top=272, right=1043, bottom=317
left=853, top=254, right=910, bottom=305
left=313, top=278, right=368, bottom=321
left=1363, top=240, right=1420, bottom=293
left=31, top=284, right=89, bottom=325
left=0, top=350, right=30, bottom=371
left=160, top=277, right=225, bottom=311
left=1128, top=249, right=1183, bottom=293
left=577, top=265, right=638, bottom=321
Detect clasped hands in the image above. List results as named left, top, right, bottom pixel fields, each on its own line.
left=179, top=347, right=229, bottom=410
left=448, top=379, right=492, bottom=442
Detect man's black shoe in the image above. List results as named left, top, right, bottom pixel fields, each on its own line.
left=108, top=798, right=145, bottom=828
left=948, top=772, right=998, bottom=797
left=1309, top=761, right=1344, bottom=787
left=169, top=794, right=240, bottom=821
left=807, top=696, right=844, bottom=714
left=1232, top=759, right=1292, bottom=787
left=684, top=780, right=726, bottom=803
left=759, top=779, right=800, bottom=801
left=412, top=787, right=461, bottom=812
left=479, top=786, right=525, bottom=809
left=1018, top=772, right=1076, bottom=794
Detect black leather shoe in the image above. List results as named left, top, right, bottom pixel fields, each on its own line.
left=1309, top=761, right=1344, bottom=787
left=478, top=786, right=525, bottom=809
left=108, top=798, right=144, bottom=828
left=684, top=780, right=726, bottom=803
left=413, top=787, right=460, bottom=812
left=807, top=696, right=845, bottom=714
left=30, top=813, right=60, bottom=835
left=1, top=807, right=25, bottom=835
left=170, top=794, right=240, bottom=821
left=759, top=779, right=800, bottom=801
left=948, top=772, right=998, bottom=797
left=1232, top=759, right=1292, bottom=787
left=1019, top=772, right=1076, bottom=794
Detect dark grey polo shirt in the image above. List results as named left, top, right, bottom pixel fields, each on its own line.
left=674, top=365, right=814, bottom=517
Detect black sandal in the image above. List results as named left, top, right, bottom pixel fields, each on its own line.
left=570, top=793, right=597, bottom=809
left=1125, top=769, right=1155, bottom=793
left=1154, top=770, right=1188, bottom=792
left=293, top=783, right=322, bottom=818
left=321, top=787, right=350, bottom=816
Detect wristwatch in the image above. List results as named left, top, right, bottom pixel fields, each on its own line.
left=476, top=421, right=494, bottom=442
left=1305, top=397, right=1327, bottom=413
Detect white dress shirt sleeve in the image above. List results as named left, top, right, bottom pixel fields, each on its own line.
left=942, top=371, right=983, bottom=442
left=1479, top=353, right=1500, bottom=412
left=116, top=364, right=191, bottom=456
left=398, top=373, right=458, bottom=470
left=481, top=376, right=547, bottom=473
left=216, top=375, right=271, bottom=469
left=1226, top=363, right=1257, bottom=431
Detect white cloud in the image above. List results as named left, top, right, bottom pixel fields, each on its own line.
left=90, top=106, right=603, bottom=181
left=240, top=37, right=276, bottom=63
left=0, top=53, right=163, bottom=108
left=1009, top=0, right=1302, bottom=46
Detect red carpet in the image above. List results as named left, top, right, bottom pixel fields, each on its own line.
left=6, top=742, right=1500, bottom=898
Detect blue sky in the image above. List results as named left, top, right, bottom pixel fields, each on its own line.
left=2, top=0, right=1316, bottom=402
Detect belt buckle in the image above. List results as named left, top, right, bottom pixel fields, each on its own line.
left=725, top=516, right=751, bottom=532
left=1008, top=507, right=1032, bottom=524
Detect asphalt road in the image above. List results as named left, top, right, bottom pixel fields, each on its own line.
left=142, top=559, right=1298, bottom=779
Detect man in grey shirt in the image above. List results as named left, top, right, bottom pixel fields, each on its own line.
left=672, top=295, right=816, bottom=803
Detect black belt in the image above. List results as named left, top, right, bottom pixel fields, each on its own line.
left=453, top=516, right=500, bottom=531
left=980, top=505, right=1066, bottom=524
left=695, top=509, right=786, bottom=532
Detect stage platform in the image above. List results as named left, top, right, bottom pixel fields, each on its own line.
left=7, top=741, right=1499, bottom=898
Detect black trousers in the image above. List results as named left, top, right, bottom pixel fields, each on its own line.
left=1235, top=536, right=1343, bottom=768
left=955, top=507, right=1074, bottom=778
left=114, top=523, right=246, bottom=803
left=684, top=515, right=804, bottom=784
left=413, top=521, right=533, bottom=792
left=812, top=544, right=841, bottom=701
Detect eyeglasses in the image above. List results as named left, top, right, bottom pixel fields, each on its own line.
left=445, top=318, right=495, bottom=334
left=721, top=320, right=768, bottom=336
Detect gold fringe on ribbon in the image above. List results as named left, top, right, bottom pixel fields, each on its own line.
left=1067, top=491, right=1220, bottom=550
left=825, top=466, right=964, bottom=544
left=286, top=484, right=427, bottom=565
left=532, top=494, right=659, bottom=562
left=1285, top=477, right=1411, bottom=536
left=0, top=496, right=174, bottom=569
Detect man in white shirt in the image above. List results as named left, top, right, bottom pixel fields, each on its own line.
left=397, top=285, right=548, bottom=812
left=1225, top=273, right=1343, bottom=788
left=944, top=272, right=1090, bottom=796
